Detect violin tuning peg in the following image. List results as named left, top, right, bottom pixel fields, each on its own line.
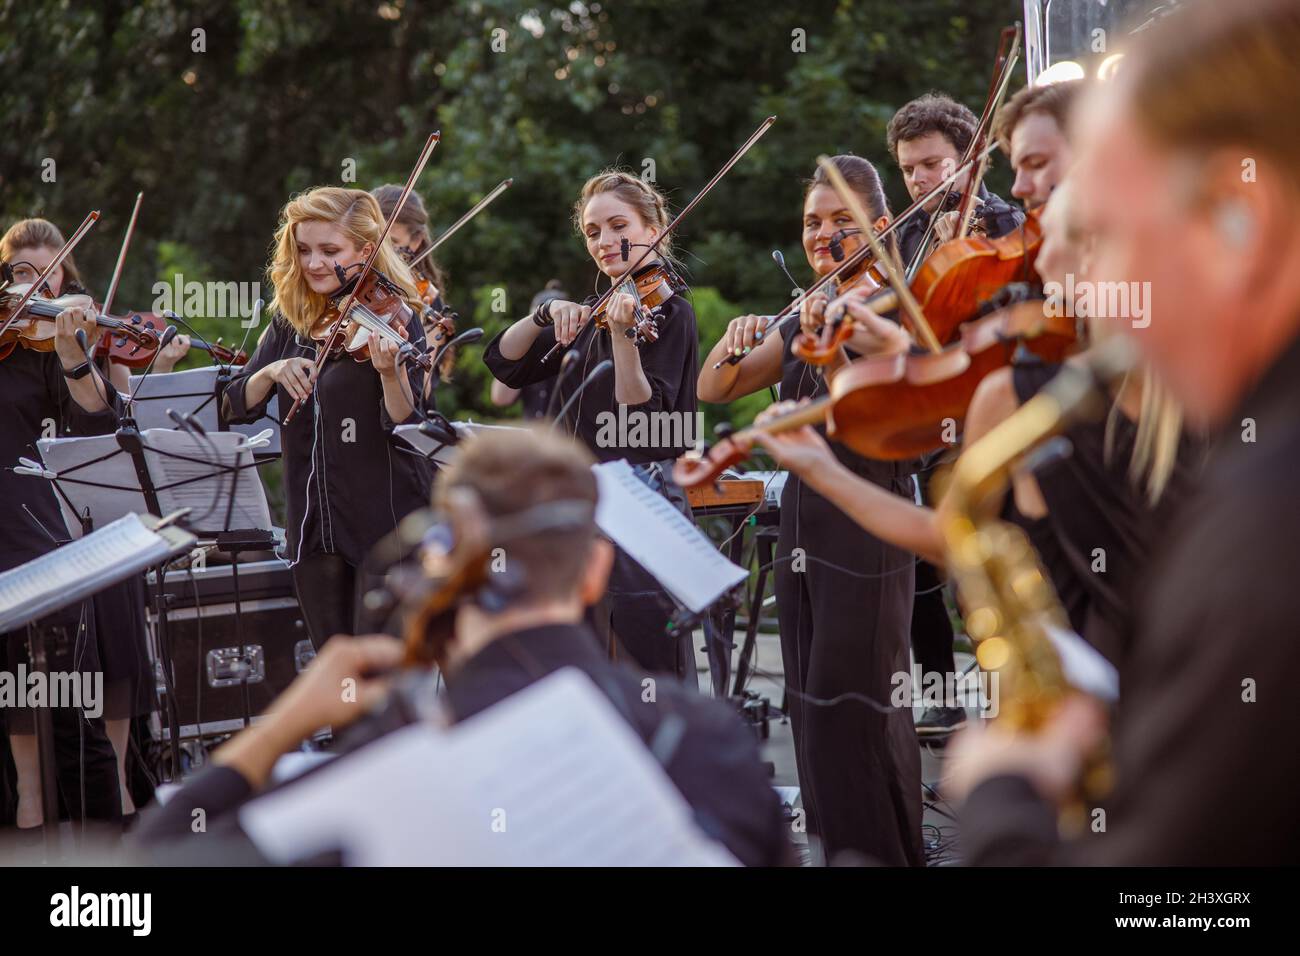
left=714, top=422, right=735, bottom=442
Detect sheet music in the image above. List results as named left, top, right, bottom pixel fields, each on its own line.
left=127, top=366, right=282, bottom=455
left=0, top=514, right=179, bottom=631
left=143, top=430, right=272, bottom=534
left=394, top=429, right=745, bottom=610
left=240, top=668, right=737, bottom=866
left=36, top=429, right=272, bottom=537
left=394, top=420, right=524, bottom=464
left=37, top=434, right=156, bottom=537
left=593, top=459, right=747, bottom=613
left=1044, top=623, right=1120, bottom=702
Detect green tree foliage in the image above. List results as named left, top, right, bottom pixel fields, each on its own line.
left=1, top=0, right=1019, bottom=426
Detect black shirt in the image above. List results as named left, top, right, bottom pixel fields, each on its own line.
left=222, top=315, right=433, bottom=566
left=961, top=331, right=1300, bottom=865
left=1002, top=361, right=1204, bottom=664
left=0, top=346, right=121, bottom=576
left=134, top=622, right=793, bottom=866
left=895, top=184, right=1025, bottom=268
left=483, top=293, right=699, bottom=464
left=778, top=319, right=915, bottom=488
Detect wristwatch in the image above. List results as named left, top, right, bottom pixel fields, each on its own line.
left=61, top=360, right=93, bottom=380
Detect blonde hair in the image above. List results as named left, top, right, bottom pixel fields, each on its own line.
left=571, top=169, right=674, bottom=263
left=1082, top=321, right=1184, bottom=504
left=1, top=218, right=85, bottom=292
left=268, top=187, right=420, bottom=336
left=1052, top=180, right=1184, bottom=504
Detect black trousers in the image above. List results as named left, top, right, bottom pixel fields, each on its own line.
left=590, top=461, right=694, bottom=681
left=911, top=559, right=956, bottom=678
left=910, top=465, right=956, bottom=679
left=775, top=476, right=923, bottom=866
left=291, top=553, right=382, bottom=648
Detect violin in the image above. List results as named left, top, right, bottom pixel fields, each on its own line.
left=791, top=237, right=888, bottom=365
left=309, top=267, right=434, bottom=373
left=592, top=261, right=685, bottom=346
left=674, top=288, right=1077, bottom=486
left=399, top=490, right=493, bottom=669
left=413, top=275, right=457, bottom=381
left=786, top=206, right=1040, bottom=368
left=0, top=284, right=159, bottom=361
left=283, top=130, right=441, bottom=426
left=540, top=115, right=778, bottom=364
left=821, top=209, right=1043, bottom=353
left=94, top=311, right=248, bottom=368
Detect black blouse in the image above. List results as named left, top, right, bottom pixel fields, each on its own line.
left=778, top=319, right=915, bottom=488
left=1, top=346, right=122, bottom=577
left=222, top=314, right=433, bottom=567
left=483, top=293, right=699, bottom=464
left=1004, top=361, right=1203, bottom=664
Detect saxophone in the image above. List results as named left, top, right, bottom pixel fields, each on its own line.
left=938, top=338, right=1134, bottom=814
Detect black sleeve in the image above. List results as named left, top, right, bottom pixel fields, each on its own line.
left=132, top=765, right=255, bottom=846
left=624, top=296, right=696, bottom=415
left=666, top=696, right=795, bottom=867
left=46, top=357, right=121, bottom=436
left=483, top=320, right=562, bottom=390
left=222, top=320, right=291, bottom=424
left=958, top=774, right=1064, bottom=866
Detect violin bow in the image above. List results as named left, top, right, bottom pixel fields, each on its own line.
left=282, top=131, right=441, bottom=425
left=713, top=141, right=999, bottom=369
left=90, top=191, right=144, bottom=360
left=410, top=177, right=513, bottom=269
left=542, top=115, right=778, bottom=363
left=905, top=24, right=1021, bottom=279
left=956, top=27, right=1022, bottom=240
left=817, top=155, right=941, bottom=354
left=0, top=210, right=100, bottom=340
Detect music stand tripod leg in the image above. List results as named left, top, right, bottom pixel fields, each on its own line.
left=26, top=623, right=62, bottom=858
left=230, top=549, right=253, bottom=728
left=150, top=562, right=185, bottom=781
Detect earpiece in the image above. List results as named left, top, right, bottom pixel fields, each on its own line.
left=1216, top=201, right=1254, bottom=248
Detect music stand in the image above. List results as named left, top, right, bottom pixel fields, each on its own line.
left=127, top=365, right=283, bottom=458
left=0, top=512, right=195, bottom=855
left=32, top=418, right=275, bottom=775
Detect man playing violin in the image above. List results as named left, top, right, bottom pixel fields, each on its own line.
left=134, top=427, right=792, bottom=866
left=950, top=0, right=1300, bottom=864
left=882, top=92, right=1025, bottom=738
left=888, top=93, right=1025, bottom=262
left=993, top=79, right=1083, bottom=210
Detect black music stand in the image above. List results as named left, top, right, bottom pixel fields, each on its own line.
left=34, top=417, right=274, bottom=776
left=0, top=513, right=195, bottom=856
left=126, top=365, right=283, bottom=458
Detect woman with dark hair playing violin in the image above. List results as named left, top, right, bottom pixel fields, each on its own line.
left=750, top=177, right=1198, bottom=668
left=371, top=184, right=456, bottom=391
left=696, top=155, right=923, bottom=867
left=222, top=187, right=433, bottom=648
left=483, top=170, right=701, bottom=680
left=0, top=218, right=141, bottom=833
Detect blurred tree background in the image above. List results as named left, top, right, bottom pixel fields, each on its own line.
left=1, top=0, right=1021, bottom=431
